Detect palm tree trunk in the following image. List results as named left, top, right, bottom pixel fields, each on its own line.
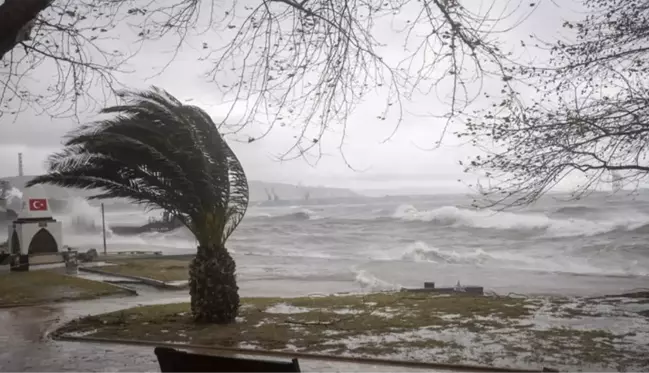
left=189, top=245, right=240, bottom=323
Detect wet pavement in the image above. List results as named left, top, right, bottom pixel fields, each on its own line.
left=0, top=281, right=431, bottom=372
left=0, top=286, right=186, bottom=372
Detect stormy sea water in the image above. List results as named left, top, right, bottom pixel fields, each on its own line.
left=3, top=191, right=649, bottom=297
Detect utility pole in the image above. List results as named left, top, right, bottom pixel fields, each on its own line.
left=18, top=153, right=23, bottom=176
left=101, top=203, right=107, bottom=255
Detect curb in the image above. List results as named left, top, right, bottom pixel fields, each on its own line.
left=99, top=283, right=139, bottom=296
left=0, top=302, right=39, bottom=309
left=104, top=280, right=144, bottom=285
left=99, top=253, right=194, bottom=261
left=79, top=267, right=188, bottom=290
left=62, top=273, right=139, bottom=296
left=53, top=334, right=557, bottom=372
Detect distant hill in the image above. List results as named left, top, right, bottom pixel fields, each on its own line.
left=0, top=175, right=360, bottom=202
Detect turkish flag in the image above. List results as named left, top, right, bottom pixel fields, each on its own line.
left=29, top=198, right=48, bottom=211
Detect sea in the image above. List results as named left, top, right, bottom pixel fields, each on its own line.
left=2, top=190, right=649, bottom=297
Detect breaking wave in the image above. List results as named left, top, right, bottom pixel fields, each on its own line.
left=244, top=203, right=649, bottom=239
left=354, top=268, right=402, bottom=291
left=628, top=223, right=649, bottom=234
left=249, top=209, right=318, bottom=221
left=397, top=241, right=494, bottom=265
left=375, top=240, right=647, bottom=277
left=391, top=204, right=647, bottom=237
left=553, top=205, right=602, bottom=215
left=60, top=197, right=114, bottom=235
left=4, top=187, right=23, bottom=212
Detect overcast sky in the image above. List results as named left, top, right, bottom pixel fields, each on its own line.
left=0, top=0, right=581, bottom=192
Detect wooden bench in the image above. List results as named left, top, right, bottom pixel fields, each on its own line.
left=154, top=347, right=301, bottom=372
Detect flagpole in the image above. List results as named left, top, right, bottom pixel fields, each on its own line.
left=101, top=202, right=107, bottom=256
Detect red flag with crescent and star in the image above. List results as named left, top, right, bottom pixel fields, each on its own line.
left=29, top=198, right=48, bottom=211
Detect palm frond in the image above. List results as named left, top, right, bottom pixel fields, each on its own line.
left=28, top=86, right=249, bottom=249
left=221, top=139, right=249, bottom=245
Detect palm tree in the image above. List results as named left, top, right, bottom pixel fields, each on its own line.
left=26, top=87, right=249, bottom=324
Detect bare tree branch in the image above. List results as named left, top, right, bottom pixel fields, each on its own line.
left=1, top=0, right=534, bottom=162
left=203, top=0, right=533, bottom=161
left=458, top=0, right=649, bottom=208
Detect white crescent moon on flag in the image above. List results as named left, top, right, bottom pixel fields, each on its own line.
left=30, top=200, right=45, bottom=210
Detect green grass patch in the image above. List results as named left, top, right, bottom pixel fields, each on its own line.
left=102, top=258, right=190, bottom=281
left=0, top=270, right=132, bottom=307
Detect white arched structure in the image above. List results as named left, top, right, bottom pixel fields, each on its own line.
left=6, top=185, right=63, bottom=270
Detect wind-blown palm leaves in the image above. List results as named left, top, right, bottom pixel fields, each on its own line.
left=26, top=87, right=249, bottom=323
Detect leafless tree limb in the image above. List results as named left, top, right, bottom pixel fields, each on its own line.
left=458, top=0, right=649, bottom=208
left=206, top=0, right=533, bottom=161
left=1, top=0, right=535, bottom=163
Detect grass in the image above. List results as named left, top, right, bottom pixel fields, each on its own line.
left=55, top=292, right=649, bottom=370
left=0, top=270, right=132, bottom=307
left=59, top=293, right=527, bottom=352
left=101, top=258, right=190, bottom=282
